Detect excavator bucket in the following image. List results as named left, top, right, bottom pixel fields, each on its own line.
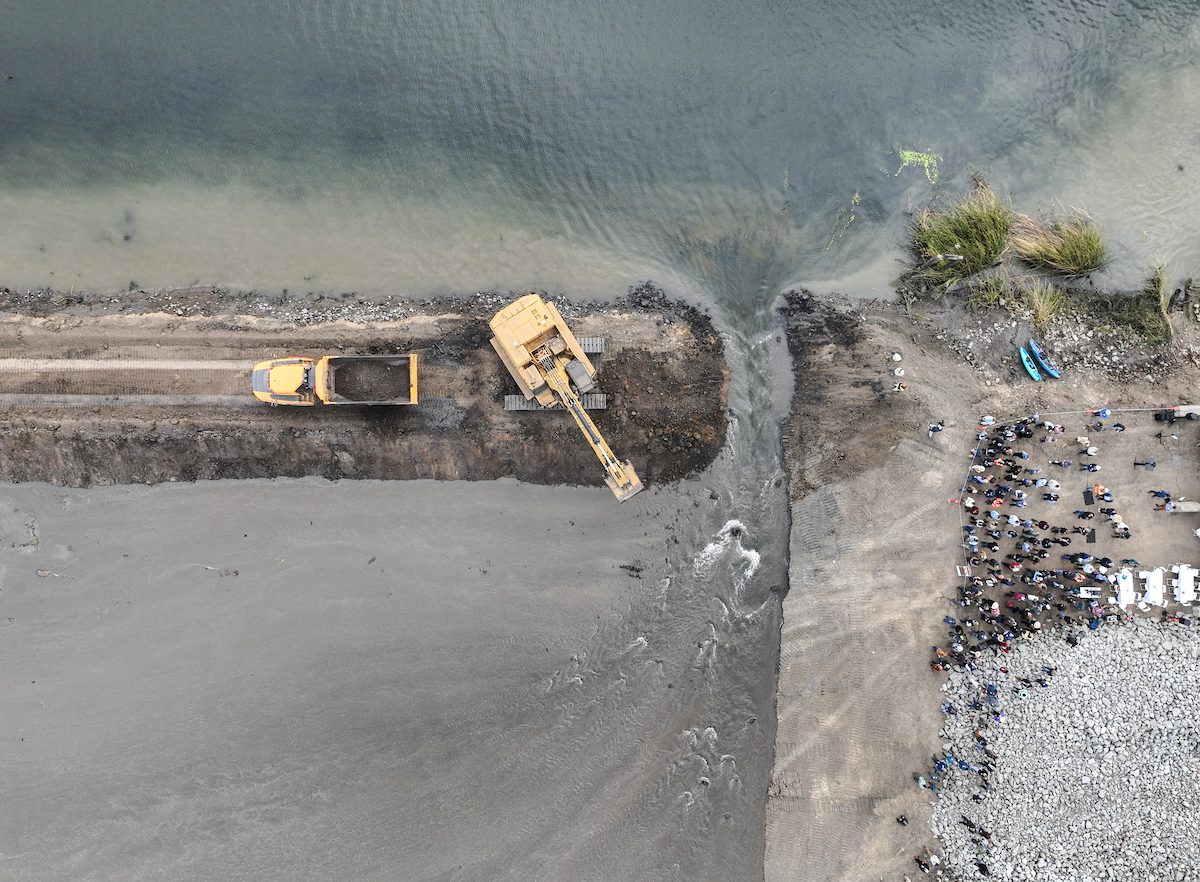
left=606, top=464, right=644, bottom=502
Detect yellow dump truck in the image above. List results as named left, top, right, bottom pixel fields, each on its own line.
left=251, top=354, right=418, bottom=406
left=489, top=294, right=643, bottom=502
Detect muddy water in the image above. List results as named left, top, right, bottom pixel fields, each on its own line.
left=0, top=479, right=783, bottom=882
left=2, top=0, right=1200, bottom=878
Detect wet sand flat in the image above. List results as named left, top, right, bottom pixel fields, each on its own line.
left=0, top=478, right=690, bottom=881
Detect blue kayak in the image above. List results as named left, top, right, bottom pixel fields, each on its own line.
left=1019, top=346, right=1042, bottom=382
left=1027, top=339, right=1062, bottom=379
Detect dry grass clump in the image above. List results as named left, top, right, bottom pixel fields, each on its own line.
left=910, top=180, right=1014, bottom=290
left=1011, top=214, right=1109, bottom=276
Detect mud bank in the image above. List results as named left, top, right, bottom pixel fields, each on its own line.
left=0, top=288, right=727, bottom=488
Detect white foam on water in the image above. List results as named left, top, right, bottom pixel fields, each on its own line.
left=737, top=546, right=761, bottom=581
left=621, top=635, right=648, bottom=654
left=656, top=576, right=671, bottom=613
left=692, top=519, right=746, bottom=578
left=694, top=625, right=719, bottom=669
left=693, top=519, right=762, bottom=616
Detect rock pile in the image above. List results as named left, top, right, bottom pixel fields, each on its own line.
left=0, top=280, right=707, bottom=327
left=926, top=311, right=1177, bottom=385
left=931, top=619, right=1200, bottom=881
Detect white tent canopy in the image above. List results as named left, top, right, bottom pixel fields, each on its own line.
left=1174, top=565, right=1198, bottom=605
left=1141, top=568, right=1166, bottom=607
left=1166, top=500, right=1200, bottom=513
left=1117, top=569, right=1137, bottom=610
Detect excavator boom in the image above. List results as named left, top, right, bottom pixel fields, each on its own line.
left=533, top=347, right=643, bottom=502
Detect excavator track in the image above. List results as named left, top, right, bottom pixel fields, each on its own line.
left=503, top=393, right=607, bottom=411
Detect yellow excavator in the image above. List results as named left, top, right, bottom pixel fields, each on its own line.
left=489, top=294, right=643, bottom=502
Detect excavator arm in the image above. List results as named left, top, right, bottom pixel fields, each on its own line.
left=534, top=347, right=643, bottom=502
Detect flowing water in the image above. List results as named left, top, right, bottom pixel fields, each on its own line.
left=3, top=1, right=1200, bottom=878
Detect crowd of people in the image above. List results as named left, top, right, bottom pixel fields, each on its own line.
left=910, top=410, right=1162, bottom=877
left=930, top=411, right=1144, bottom=676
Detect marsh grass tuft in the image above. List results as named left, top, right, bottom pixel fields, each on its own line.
left=965, top=275, right=1008, bottom=312
left=1011, top=214, right=1109, bottom=276
left=1021, top=281, right=1065, bottom=333
left=910, top=180, right=1014, bottom=290
left=1074, top=265, right=1173, bottom=344
left=1146, top=263, right=1173, bottom=343
left=1147, top=262, right=1168, bottom=310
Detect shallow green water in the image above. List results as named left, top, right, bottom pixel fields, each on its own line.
left=2, top=0, right=1199, bottom=302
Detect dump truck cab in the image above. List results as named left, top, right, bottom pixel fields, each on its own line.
left=252, top=354, right=418, bottom=406
left=252, top=357, right=318, bottom=405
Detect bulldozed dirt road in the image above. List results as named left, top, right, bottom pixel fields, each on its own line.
left=0, top=293, right=727, bottom=488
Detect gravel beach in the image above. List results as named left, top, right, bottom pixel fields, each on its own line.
left=932, top=619, right=1200, bottom=882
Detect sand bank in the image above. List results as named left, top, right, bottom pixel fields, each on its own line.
left=766, top=291, right=1200, bottom=881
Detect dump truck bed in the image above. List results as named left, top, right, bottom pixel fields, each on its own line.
left=323, top=355, right=417, bottom=404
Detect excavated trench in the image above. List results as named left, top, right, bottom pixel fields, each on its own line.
left=0, top=295, right=728, bottom=488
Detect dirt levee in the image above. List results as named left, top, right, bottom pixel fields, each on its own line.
left=0, top=294, right=727, bottom=488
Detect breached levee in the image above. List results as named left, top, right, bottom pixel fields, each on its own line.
left=0, top=286, right=728, bottom=488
